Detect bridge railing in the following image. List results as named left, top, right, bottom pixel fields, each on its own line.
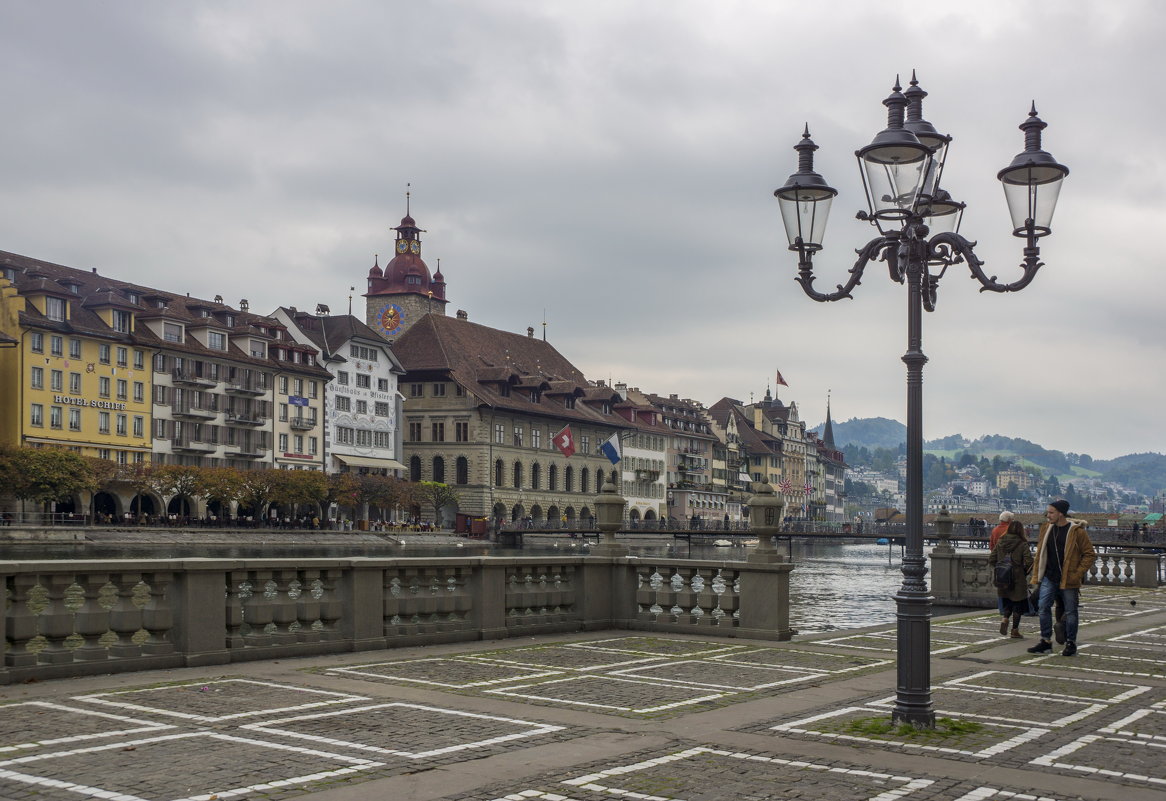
left=0, top=554, right=792, bottom=685
left=930, top=548, right=1162, bottom=607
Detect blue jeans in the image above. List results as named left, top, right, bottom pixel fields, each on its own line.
left=1038, top=576, right=1080, bottom=643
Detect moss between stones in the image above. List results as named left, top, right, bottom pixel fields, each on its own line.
left=845, top=715, right=984, bottom=741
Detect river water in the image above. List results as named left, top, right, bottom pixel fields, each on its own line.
left=1, top=537, right=944, bottom=634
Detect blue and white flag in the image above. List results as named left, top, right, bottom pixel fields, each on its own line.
left=600, top=433, right=622, bottom=465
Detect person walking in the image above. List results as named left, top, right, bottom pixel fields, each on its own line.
left=989, top=511, right=1013, bottom=551
left=989, top=519, right=1033, bottom=638
left=1027, top=499, right=1096, bottom=656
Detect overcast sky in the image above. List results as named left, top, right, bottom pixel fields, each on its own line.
left=2, top=1, right=1162, bottom=461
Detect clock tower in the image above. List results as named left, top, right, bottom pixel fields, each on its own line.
left=365, top=205, right=448, bottom=341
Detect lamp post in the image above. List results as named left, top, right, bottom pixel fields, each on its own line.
left=774, top=73, right=1067, bottom=727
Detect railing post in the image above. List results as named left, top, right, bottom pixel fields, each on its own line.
left=342, top=560, right=386, bottom=651
left=1131, top=553, right=1160, bottom=588
left=171, top=561, right=231, bottom=666
left=736, top=562, right=793, bottom=640
left=477, top=560, right=508, bottom=641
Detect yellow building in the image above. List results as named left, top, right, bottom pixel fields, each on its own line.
left=0, top=257, right=153, bottom=465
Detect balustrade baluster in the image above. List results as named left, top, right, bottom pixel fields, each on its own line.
left=73, top=572, right=112, bottom=661
left=139, top=572, right=174, bottom=655
left=243, top=571, right=276, bottom=646
left=269, top=570, right=298, bottom=644
left=5, top=574, right=41, bottom=667
left=38, top=574, right=77, bottom=664
left=225, top=570, right=248, bottom=649
left=296, top=570, right=322, bottom=642
left=317, top=568, right=344, bottom=640
left=107, top=572, right=144, bottom=658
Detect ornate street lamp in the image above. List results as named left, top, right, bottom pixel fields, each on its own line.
left=774, top=72, right=1068, bottom=727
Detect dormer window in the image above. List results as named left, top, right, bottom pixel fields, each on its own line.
left=163, top=322, right=183, bottom=343
left=223, top=314, right=234, bottom=327
left=249, top=340, right=266, bottom=358
left=45, top=296, right=67, bottom=322
left=564, top=396, right=575, bottom=409
left=111, top=309, right=132, bottom=333
left=125, top=291, right=139, bottom=304
left=208, top=331, right=227, bottom=350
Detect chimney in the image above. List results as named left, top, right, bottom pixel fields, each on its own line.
left=527, top=326, right=534, bottom=337
left=456, top=309, right=468, bottom=320
left=239, top=299, right=249, bottom=311
left=213, top=294, right=223, bottom=304
left=315, top=303, right=330, bottom=316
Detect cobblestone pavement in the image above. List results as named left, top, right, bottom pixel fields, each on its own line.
left=1, top=586, right=1164, bottom=801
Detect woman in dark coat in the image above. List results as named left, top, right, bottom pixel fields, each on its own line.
left=989, top=520, right=1035, bottom=637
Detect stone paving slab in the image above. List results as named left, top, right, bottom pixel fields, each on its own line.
left=1, top=585, right=1162, bottom=801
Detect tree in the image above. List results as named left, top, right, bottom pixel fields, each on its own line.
left=194, top=467, right=242, bottom=519
left=0, top=446, right=98, bottom=511
left=122, top=461, right=159, bottom=517
left=237, top=469, right=279, bottom=520
left=416, top=481, right=459, bottom=525
left=269, top=469, right=328, bottom=518
left=151, top=464, right=201, bottom=516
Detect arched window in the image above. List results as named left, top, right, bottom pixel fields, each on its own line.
left=409, top=455, right=421, bottom=483
left=494, top=459, right=504, bottom=487
left=513, top=461, right=523, bottom=488
left=580, top=467, right=590, bottom=494
left=531, top=462, right=541, bottom=490
left=456, top=456, right=468, bottom=485
left=610, top=469, right=619, bottom=488
left=565, top=466, right=574, bottom=492
left=548, top=464, right=558, bottom=491
left=432, top=456, right=445, bottom=484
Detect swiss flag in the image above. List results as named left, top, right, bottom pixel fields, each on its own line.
left=553, top=425, right=576, bottom=458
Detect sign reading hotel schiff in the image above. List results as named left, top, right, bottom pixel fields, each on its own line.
left=52, top=395, right=129, bottom=411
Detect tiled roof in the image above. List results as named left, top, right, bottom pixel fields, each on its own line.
left=392, top=313, right=628, bottom=427
left=0, top=250, right=330, bottom=378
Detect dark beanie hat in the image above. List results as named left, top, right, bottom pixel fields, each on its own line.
left=1050, top=499, right=1070, bottom=515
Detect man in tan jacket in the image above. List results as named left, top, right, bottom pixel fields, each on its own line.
left=1027, top=499, right=1096, bottom=656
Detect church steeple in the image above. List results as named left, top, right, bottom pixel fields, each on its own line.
left=823, top=392, right=836, bottom=449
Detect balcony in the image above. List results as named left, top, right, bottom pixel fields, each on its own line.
left=173, top=404, right=218, bottom=420
left=172, top=368, right=217, bottom=387
left=225, top=379, right=268, bottom=396
left=226, top=441, right=267, bottom=458
left=172, top=435, right=216, bottom=452
left=289, top=416, right=315, bottom=431
left=225, top=412, right=266, bottom=427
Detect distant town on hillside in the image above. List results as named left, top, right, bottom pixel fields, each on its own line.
left=811, top=416, right=1166, bottom=517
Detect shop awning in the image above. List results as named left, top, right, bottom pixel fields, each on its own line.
left=335, top=455, right=407, bottom=471
left=1144, top=513, right=1163, bottom=522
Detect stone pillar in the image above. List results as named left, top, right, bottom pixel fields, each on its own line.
left=737, top=562, right=794, bottom=640
left=591, top=480, right=628, bottom=557
left=171, top=562, right=231, bottom=666
left=476, top=560, right=508, bottom=641
left=343, top=560, right=387, bottom=651
left=746, top=480, right=785, bottom=564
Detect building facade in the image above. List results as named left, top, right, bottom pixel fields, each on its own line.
left=274, top=306, right=406, bottom=475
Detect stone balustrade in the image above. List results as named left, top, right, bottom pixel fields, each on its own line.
left=1, top=555, right=792, bottom=685
left=930, top=547, right=1162, bottom=607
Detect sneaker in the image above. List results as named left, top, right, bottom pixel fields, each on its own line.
left=1054, top=618, right=1066, bottom=645
left=1027, top=640, right=1053, bottom=654
left=1010, top=630, right=1023, bottom=638
left=1061, top=641, right=1077, bottom=657
left=999, top=617, right=1009, bottom=636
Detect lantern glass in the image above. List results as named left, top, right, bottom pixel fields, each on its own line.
left=1001, top=166, right=1065, bottom=236
left=858, top=143, right=931, bottom=221
left=777, top=188, right=833, bottom=250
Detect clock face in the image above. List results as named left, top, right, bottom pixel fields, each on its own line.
left=378, top=303, right=404, bottom=335
left=396, top=240, right=408, bottom=254
left=409, top=241, right=420, bottom=254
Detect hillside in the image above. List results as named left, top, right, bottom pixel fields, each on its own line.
left=811, top=419, right=1166, bottom=496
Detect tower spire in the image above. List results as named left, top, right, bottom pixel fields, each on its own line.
left=823, top=390, right=837, bottom=449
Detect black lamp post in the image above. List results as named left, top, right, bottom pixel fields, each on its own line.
left=774, top=73, right=1068, bottom=727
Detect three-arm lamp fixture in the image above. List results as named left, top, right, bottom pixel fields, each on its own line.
left=774, top=72, right=1068, bottom=727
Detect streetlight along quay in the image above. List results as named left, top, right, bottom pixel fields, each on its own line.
left=774, top=72, right=1068, bottom=727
